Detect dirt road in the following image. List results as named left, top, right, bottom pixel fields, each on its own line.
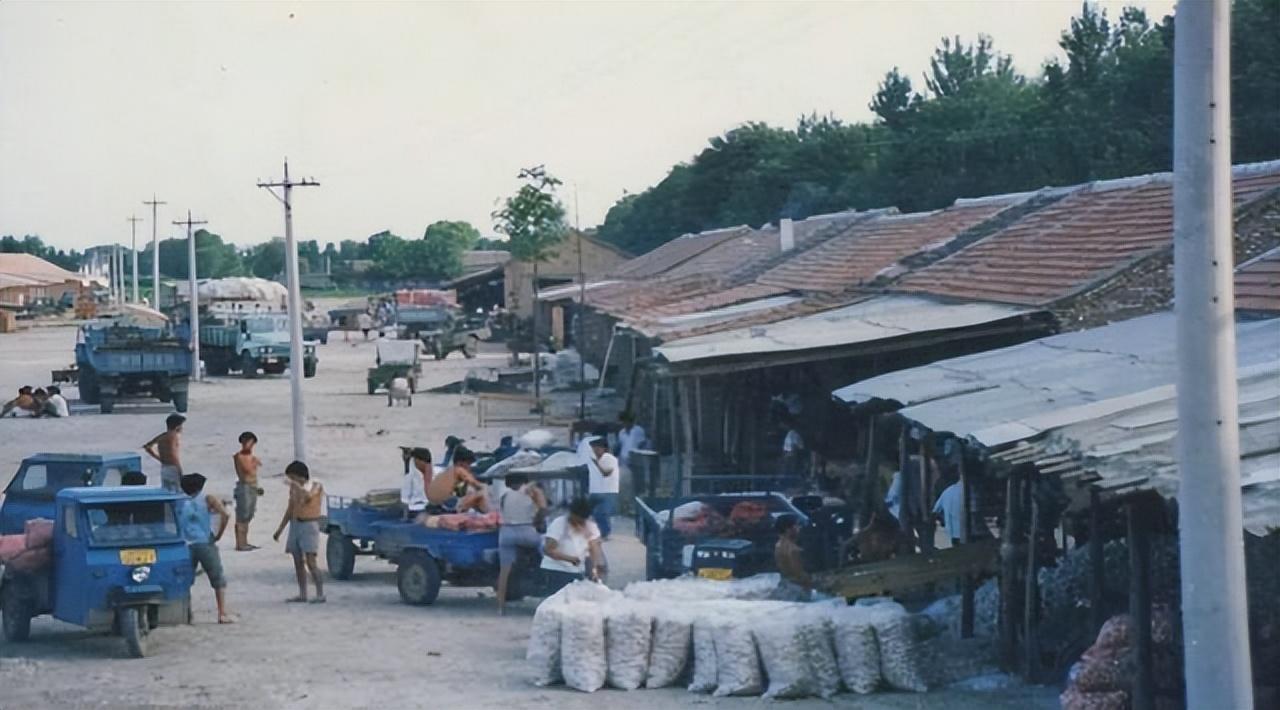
left=0, top=325, right=1058, bottom=709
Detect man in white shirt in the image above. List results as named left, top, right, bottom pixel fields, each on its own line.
left=616, top=412, right=647, bottom=470
left=583, top=437, right=619, bottom=540
left=781, top=418, right=806, bottom=477
left=44, top=386, right=70, bottom=418
left=932, top=476, right=966, bottom=546
left=399, top=447, right=432, bottom=520
left=540, top=498, right=604, bottom=593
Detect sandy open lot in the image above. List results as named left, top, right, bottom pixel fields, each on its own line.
left=0, top=324, right=1057, bottom=709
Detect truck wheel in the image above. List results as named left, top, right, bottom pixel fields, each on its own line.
left=304, top=361, right=317, bottom=378
left=240, top=351, right=258, bottom=379
left=2, top=583, right=32, bottom=642
left=99, top=395, right=116, bottom=415
left=119, top=607, right=148, bottom=658
left=397, top=552, right=441, bottom=606
left=172, top=391, right=189, bottom=413
left=463, top=337, right=478, bottom=359
left=326, top=533, right=357, bottom=580
left=206, top=359, right=228, bottom=377
left=79, top=367, right=100, bottom=405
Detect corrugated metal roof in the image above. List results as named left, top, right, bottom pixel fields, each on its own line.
left=834, top=312, right=1280, bottom=449
left=630, top=294, right=803, bottom=338
left=0, top=253, right=84, bottom=285
left=757, top=196, right=1027, bottom=293
left=655, top=294, right=1034, bottom=365
left=892, top=161, right=1280, bottom=306
left=537, top=280, right=623, bottom=301
left=1235, top=246, right=1280, bottom=314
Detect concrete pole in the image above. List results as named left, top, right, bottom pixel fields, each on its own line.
left=281, top=163, right=308, bottom=463
left=129, top=215, right=142, bottom=304
left=146, top=195, right=166, bottom=307
left=1173, top=1, right=1254, bottom=708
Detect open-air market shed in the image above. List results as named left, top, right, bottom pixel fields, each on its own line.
left=832, top=311, right=1280, bottom=692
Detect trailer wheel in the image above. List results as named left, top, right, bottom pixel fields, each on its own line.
left=172, top=391, right=189, bottom=413
left=397, top=552, right=441, bottom=606
left=463, top=337, right=478, bottom=359
left=99, top=395, right=116, bottom=415
left=79, top=367, right=101, bottom=405
left=303, top=361, right=317, bottom=378
left=119, top=607, right=148, bottom=658
left=326, top=533, right=357, bottom=580
left=2, top=583, right=32, bottom=642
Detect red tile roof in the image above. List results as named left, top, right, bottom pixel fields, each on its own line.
left=894, top=165, right=1280, bottom=306
left=757, top=198, right=1024, bottom=293
left=1236, top=247, right=1280, bottom=314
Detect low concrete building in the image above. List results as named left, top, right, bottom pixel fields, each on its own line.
left=505, top=231, right=629, bottom=319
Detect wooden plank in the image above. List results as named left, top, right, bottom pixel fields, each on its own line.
left=812, top=539, right=999, bottom=599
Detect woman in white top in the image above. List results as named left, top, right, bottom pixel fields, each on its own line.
left=540, top=498, right=604, bottom=595
left=495, top=472, right=547, bottom=615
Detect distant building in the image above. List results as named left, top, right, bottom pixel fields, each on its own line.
left=504, top=232, right=629, bottom=319
left=0, top=253, right=90, bottom=308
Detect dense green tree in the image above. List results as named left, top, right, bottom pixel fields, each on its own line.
left=493, top=166, right=568, bottom=265
left=155, top=230, right=242, bottom=279
left=245, top=239, right=286, bottom=279
left=593, top=0, right=1280, bottom=253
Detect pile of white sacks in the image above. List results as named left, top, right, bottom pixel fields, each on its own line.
left=528, top=575, right=997, bottom=698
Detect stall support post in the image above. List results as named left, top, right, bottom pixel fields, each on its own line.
left=1089, top=488, right=1106, bottom=634
left=960, top=452, right=975, bottom=639
left=1128, top=500, right=1155, bottom=710
left=678, top=377, right=695, bottom=495
left=999, top=473, right=1020, bottom=668
left=918, top=432, right=935, bottom=552
left=1022, top=474, right=1041, bottom=681
left=667, top=379, right=681, bottom=496
left=898, top=423, right=913, bottom=538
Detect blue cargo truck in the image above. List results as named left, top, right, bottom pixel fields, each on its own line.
left=76, top=322, right=192, bottom=414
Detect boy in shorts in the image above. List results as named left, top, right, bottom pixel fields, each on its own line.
left=232, top=431, right=263, bottom=551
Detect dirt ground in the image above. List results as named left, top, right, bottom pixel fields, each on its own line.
left=0, top=323, right=1059, bottom=710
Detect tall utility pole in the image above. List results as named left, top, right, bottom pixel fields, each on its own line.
left=173, top=212, right=207, bottom=382
left=127, top=215, right=143, bottom=304
left=144, top=195, right=166, bottom=307
left=258, top=161, right=319, bottom=463
left=113, top=244, right=123, bottom=304
left=1173, top=1, right=1253, bottom=708
left=574, top=184, right=586, bottom=419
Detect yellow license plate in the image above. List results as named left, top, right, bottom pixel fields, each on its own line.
left=697, top=567, right=732, bottom=581
left=119, top=549, right=156, bottom=565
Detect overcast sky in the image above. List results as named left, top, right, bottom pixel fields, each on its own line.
left=1, top=1, right=1175, bottom=252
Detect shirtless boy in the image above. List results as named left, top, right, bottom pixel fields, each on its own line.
left=143, top=414, right=186, bottom=491
left=232, top=431, right=263, bottom=551
left=425, top=447, right=487, bottom=513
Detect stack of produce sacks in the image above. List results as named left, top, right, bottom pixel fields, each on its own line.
left=529, top=575, right=997, bottom=697
left=0, top=518, right=54, bottom=573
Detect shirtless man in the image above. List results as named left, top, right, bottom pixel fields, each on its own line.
left=232, top=431, right=263, bottom=551
left=773, top=514, right=813, bottom=601
left=425, top=447, right=487, bottom=513
left=143, top=414, right=186, bottom=491
left=1, top=386, right=35, bottom=418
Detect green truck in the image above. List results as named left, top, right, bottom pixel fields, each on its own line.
left=199, top=315, right=318, bottom=378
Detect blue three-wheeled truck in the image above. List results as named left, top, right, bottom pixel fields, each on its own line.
left=0, top=453, right=194, bottom=657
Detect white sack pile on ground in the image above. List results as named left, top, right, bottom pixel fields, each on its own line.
left=528, top=576, right=999, bottom=697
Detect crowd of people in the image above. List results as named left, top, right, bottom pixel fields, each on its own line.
left=1, top=385, right=69, bottom=418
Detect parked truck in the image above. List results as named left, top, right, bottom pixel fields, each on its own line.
left=75, top=321, right=192, bottom=414
left=199, top=315, right=318, bottom=378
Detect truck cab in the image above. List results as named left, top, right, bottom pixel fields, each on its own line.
left=1, top=453, right=142, bottom=535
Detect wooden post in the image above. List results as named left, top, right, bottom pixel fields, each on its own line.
left=918, top=432, right=935, bottom=552
left=1089, top=487, right=1106, bottom=635
left=694, top=376, right=704, bottom=457
left=863, top=416, right=878, bottom=518
left=960, top=451, right=975, bottom=638
left=1023, top=475, right=1041, bottom=681
left=667, top=378, right=680, bottom=495
left=999, top=471, right=1020, bottom=669
left=1128, top=500, right=1155, bottom=710
left=898, top=423, right=912, bottom=536
left=679, top=377, right=696, bottom=494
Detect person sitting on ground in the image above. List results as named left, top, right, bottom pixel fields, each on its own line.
left=540, top=498, right=604, bottom=594
left=400, top=447, right=433, bottom=520
left=273, top=461, right=326, bottom=603
left=492, top=435, right=519, bottom=462
left=232, top=431, right=263, bottom=551
left=773, top=514, right=813, bottom=601
left=29, top=388, right=49, bottom=417
left=425, top=446, right=487, bottom=513
left=179, top=473, right=234, bottom=624
left=2, top=386, right=36, bottom=418
left=43, top=386, right=69, bottom=418
left=495, top=472, right=548, bottom=615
